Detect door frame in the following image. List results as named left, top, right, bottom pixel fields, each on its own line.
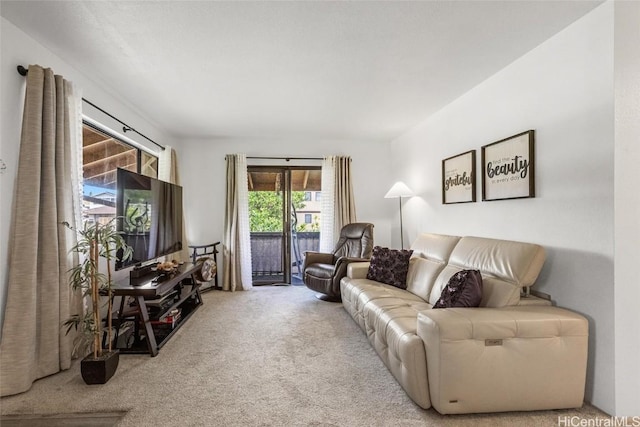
left=247, top=165, right=321, bottom=284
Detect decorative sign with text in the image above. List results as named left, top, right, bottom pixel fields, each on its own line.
left=481, top=130, right=535, bottom=201
left=442, top=150, right=476, bottom=204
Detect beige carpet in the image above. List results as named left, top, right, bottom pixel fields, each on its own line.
left=1, top=286, right=607, bottom=426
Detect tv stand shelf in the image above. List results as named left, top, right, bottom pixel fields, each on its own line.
left=111, top=262, right=203, bottom=356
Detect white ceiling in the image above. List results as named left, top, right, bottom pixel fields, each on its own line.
left=1, top=1, right=602, bottom=142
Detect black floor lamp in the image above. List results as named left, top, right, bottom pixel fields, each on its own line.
left=384, top=181, right=414, bottom=249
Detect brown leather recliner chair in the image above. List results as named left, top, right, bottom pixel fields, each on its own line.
left=303, top=222, right=374, bottom=301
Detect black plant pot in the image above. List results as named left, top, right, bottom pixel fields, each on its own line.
left=80, top=349, right=119, bottom=385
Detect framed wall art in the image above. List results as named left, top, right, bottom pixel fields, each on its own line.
left=481, top=130, right=535, bottom=201
left=442, top=150, right=476, bottom=204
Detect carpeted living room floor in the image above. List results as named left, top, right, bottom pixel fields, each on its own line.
left=1, top=286, right=608, bottom=426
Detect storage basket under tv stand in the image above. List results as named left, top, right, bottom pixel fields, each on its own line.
left=111, top=262, right=203, bottom=356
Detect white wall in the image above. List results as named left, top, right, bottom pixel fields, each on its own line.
left=175, top=137, right=393, bottom=283
left=0, top=18, right=171, bottom=329
left=390, top=3, right=617, bottom=414
left=614, top=1, right=640, bottom=417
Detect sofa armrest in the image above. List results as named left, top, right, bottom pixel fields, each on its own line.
left=331, top=257, right=369, bottom=285
left=417, top=306, right=588, bottom=414
left=346, top=262, right=370, bottom=279
left=334, top=256, right=369, bottom=269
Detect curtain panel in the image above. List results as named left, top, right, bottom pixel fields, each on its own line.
left=333, top=156, right=357, bottom=234
left=319, top=155, right=357, bottom=252
left=159, top=146, right=190, bottom=262
left=222, top=154, right=252, bottom=291
left=319, top=156, right=336, bottom=252
left=0, top=65, right=82, bottom=396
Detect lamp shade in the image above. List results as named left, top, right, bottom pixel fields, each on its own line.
left=384, top=181, right=414, bottom=199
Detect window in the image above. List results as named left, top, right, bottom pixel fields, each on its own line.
left=304, top=191, right=311, bottom=201
left=304, top=214, right=312, bottom=224
left=141, top=151, right=159, bottom=178
left=82, top=122, right=158, bottom=225
left=315, top=192, right=321, bottom=201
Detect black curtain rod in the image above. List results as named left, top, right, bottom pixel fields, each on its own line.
left=17, top=65, right=165, bottom=151
left=247, top=156, right=323, bottom=161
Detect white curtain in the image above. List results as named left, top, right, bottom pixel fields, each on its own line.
left=222, top=154, right=253, bottom=291
left=320, top=156, right=357, bottom=252
left=158, top=145, right=189, bottom=262
left=0, top=65, right=82, bottom=396
left=319, top=156, right=336, bottom=252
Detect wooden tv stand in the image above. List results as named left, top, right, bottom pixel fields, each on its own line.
left=111, top=262, right=203, bottom=356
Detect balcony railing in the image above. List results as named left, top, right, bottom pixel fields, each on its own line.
left=250, top=231, right=320, bottom=283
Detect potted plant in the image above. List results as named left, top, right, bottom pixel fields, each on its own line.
left=62, top=218, right=132, bottom=384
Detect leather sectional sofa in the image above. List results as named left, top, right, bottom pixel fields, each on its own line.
left=340, top=233, right=588, bottom=414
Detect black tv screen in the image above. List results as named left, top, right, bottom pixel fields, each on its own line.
left=115, top=168, right=183, bottom=270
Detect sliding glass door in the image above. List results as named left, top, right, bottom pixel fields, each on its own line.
left=248, top=166, right=321, bottom=285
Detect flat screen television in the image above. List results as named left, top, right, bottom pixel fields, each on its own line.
left=115, top=168, right=184, bottom=270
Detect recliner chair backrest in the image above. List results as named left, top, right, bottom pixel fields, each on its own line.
left=332, top=223, right=374, bottom=259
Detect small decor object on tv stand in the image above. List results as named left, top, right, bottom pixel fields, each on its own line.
left=156, top=260, right=179, bottom=274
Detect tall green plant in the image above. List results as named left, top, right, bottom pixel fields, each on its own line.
left=62, top=218, right=132, bottom=358
left=249, top=191, right=307, bottom=232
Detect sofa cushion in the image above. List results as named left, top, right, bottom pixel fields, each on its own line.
left=405, top=233, right=461, bottom=301
left=341, top=278, right=426, bottom=332
left=433, top=269, right=483, bottom=308
left=410, top=233, right=461, bottom=262
left=428, top=236, right=545, bottom=308
left=366, top=246, right=413, bottom=289
left=405, top=257, right=445, bottom=302
left=448, top=236, right=545, bottom=288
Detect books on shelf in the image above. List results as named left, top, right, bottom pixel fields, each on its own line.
left=151, top=308, right=182, bottom=331
left=165, top=308, right=181, bottom=325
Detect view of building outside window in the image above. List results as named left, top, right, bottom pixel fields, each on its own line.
left=296, top=191, right=321, bottom=231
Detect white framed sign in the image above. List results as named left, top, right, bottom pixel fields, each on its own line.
left=481, top=130, right=535, bottom=201
left=442, top=150, right=476, bottom=204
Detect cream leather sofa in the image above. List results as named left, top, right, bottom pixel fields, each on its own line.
left=340, top=233, right=588, bottom=414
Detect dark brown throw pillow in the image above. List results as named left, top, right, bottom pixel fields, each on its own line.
left=366, top=246, right=413, bottom=289
left=433, top=269, right=483, bottom=308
